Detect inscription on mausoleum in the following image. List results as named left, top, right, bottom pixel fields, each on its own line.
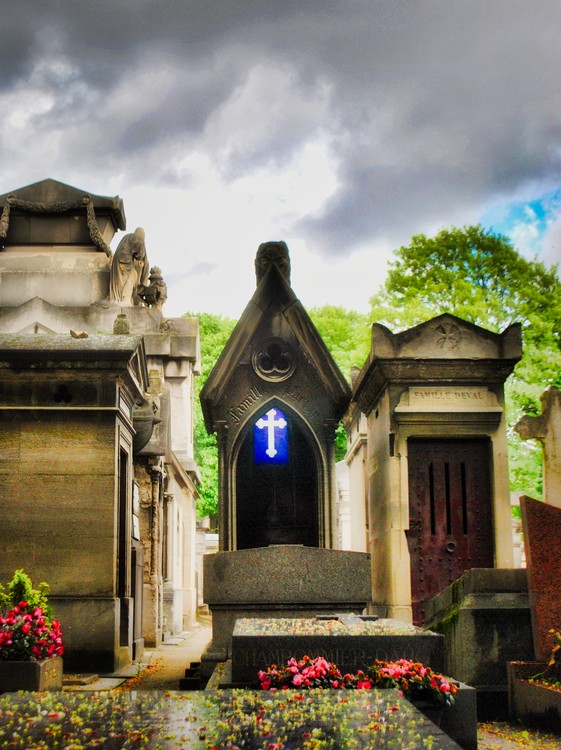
left=411, top=387, right=488, bottom=404
left=228, top=386, right=262, bottom=425
left=282, top=385, right=321, bottom=421
left=397, top=386, right=499, bottom=411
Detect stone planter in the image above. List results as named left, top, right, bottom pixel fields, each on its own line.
left=508, top=661, right=561, bottom=730
left=0, top=657, right=63, bottom=693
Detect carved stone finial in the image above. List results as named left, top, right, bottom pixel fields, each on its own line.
left=255, top=241, right=291, bottom=284
left=137, top=265, right=168, bottom=309
left=113, top=312, right=131, bottom=335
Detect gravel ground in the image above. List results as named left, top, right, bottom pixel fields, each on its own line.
left=478, top=722, right=561, bottom=749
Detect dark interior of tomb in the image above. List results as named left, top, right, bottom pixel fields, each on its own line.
left=235, top=414, right=319, bottom=549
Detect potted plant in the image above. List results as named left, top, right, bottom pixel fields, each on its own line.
left=0, top=569, right=63, bottom=692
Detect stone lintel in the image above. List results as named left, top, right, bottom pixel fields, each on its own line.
left=353, top=360, right=516, bottom=417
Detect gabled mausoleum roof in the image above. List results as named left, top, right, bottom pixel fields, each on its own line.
left=352, top=313, right=522, bottom=414
left=200, top=249, right=351, bottom=433
left=0, top=178, right=126, bottom=229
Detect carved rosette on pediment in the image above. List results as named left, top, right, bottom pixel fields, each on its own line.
left=251, top=337, right=296, bottom=382
left=434, top=322, right=462, bottom=350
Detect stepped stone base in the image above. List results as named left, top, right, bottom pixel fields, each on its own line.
left=201, top=545, right=371, bottom=676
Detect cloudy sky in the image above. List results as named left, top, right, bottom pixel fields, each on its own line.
left=1, top=1, right=560, bottom=318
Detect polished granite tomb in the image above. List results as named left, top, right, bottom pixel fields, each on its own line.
left=0, top=689, right=462, bottom=749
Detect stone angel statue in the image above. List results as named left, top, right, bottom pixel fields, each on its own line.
left=109, top=227, right=150, bottom=305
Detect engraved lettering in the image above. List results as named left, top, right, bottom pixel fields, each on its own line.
left=282, top=386, right=321, bottom=420
left=228, top=386, right=262, bottom=425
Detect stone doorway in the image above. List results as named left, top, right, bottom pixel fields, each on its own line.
left=235, top=405, right=319, bottom=549
left=407, top=437, right=495, bottom=623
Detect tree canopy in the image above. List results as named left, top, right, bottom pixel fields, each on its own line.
left=187, top=312, right=237, bottom=521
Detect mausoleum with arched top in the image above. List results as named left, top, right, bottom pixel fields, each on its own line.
left=200, top=242, right=351, bottom=552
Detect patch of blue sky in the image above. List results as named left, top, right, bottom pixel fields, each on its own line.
left=479, top=187, right=561, bottom=259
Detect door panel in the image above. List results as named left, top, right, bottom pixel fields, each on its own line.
left=407, top=438, right=494, bottom=624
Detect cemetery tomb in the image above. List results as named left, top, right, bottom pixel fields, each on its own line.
left=230, top=614, right=445, bottom=684
left=347, top=314, right=522, bottom=623
left=200, top=241, right=351, bottom=552
left=0, top=689, right=463, bottom=749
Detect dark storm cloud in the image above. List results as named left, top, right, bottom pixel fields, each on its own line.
left=2, top=1, right=560, bottom=256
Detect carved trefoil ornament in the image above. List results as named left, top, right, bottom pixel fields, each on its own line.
left=252, top=337, right=296, bottom=382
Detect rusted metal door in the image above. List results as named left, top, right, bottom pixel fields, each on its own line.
left=407, top=438, right=494, bottom=624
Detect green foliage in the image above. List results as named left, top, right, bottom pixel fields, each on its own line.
left=307, top=305, right=371, bottom=379
left=187, top=312, right=237, bottom=520
left=369, top=224, right=561, bottom=498
left=307, top=306, right=371, bottom=462
left=0, top=569, right=51, bottom=617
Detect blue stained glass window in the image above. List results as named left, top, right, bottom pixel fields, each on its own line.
left=254, top=407, right=288, bottom=464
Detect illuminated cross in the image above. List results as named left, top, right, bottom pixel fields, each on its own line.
left=256, top=408, right=287, bottom=458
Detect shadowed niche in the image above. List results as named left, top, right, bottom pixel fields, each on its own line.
left=235, top=410, right=318, bottom=549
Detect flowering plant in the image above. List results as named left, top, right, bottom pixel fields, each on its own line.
left=258, top=655, right=346, bottom=690
left=367, top=659, right=457, bottom=706
left=258, top=655, right=457, bottom=706
left=0, top=570, right=63, bottom=662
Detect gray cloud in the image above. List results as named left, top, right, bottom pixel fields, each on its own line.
left=1, top=0, right=560, bottom=258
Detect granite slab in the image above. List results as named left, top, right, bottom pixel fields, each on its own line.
left=520, top=496, right=561, bottom=660
left=0, top=689, right=461, bottom=748
left=231, top=615, right=446, bottom=683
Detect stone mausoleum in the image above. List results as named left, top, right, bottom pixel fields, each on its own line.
left=0, top=179, right=200, bottom=670
left=199, top=242, right=371, bottom=672
left=345, top=314, right=522, bottom=624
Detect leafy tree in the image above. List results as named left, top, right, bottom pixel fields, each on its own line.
left=369, top=225, right=561, bottom=498
left=187, top=312, right=237, bottom=521
left=307, top=305, right=371, bottom=379
left=307, top=305, right=371, bottom=460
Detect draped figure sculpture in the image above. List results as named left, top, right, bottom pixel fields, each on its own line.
left=109, top=227, right=150, bottom=305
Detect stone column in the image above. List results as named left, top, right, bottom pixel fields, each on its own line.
left=515, top=385, right=561, bottom=508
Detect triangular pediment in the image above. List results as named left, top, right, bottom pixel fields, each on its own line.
left=201, top=261, right=351, bottom=432
left=371, top=313, right=522, bottom=360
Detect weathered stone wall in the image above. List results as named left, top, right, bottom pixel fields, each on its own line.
left=0, top=411, right=116, bottom=594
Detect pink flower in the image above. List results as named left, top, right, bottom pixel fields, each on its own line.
left=292, top=674, right=304, bottom=686
left=357, top=680, right=372, bottom=690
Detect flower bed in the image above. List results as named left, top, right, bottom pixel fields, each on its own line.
left=258, top=656, right=458, bottom=706
left=508, top=629, right=561, bottom=730
left=255, top=657, right=477, bottom=749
